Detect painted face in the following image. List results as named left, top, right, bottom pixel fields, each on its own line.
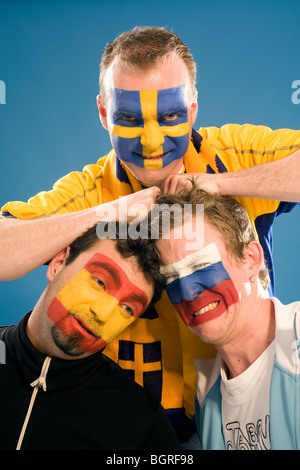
left=47, top=253, right=150, bottom=356
left=160, top=243, right=239, bottom=327
left=109, top=85, right=190, bottom=170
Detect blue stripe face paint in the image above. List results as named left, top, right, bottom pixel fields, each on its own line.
left=161, top=243, right=239, bottom=327
left=109, top=85, right=190, bottom=170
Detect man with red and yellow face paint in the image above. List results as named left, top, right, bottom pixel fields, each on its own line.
left=0, top=223, right=181, bottom=450
left=27, top=226, right=160, bottom=360
left=47, top=251, right=151, bottom=357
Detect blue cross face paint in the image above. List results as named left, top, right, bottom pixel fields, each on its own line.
left=160, top=243, right=239, bottom=327
left=109, top=85, right=190, bottom=170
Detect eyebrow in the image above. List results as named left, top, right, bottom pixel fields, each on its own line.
left=88, top=260, right=149, bottom=308
left=160, top=243, right=221, bottom=278
left=130, top=292, right=148, bottom=310
left=88, top=261, right=121, bottom=286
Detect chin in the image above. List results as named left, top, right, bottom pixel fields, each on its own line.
left=189, top=323, right=218, bottom=345
left=123, top=160, right=183, bottom=185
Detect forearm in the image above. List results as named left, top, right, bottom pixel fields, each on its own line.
left=0, top=207, right=100, bottom=280
left=218, top=149, right=300, bottom=202
left=0, top=186, right=159, bottom=281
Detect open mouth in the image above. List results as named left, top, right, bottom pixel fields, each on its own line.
left=193, top=301, right=220, bottom=317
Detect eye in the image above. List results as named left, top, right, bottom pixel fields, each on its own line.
left=120, top=115, right=138, bottom=122
left=120, top=304, right=135, bottom=317
left=162, top=113, right=179, bottom=122
left=92, top=277, right=105, bottom=290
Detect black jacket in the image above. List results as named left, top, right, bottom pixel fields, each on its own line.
left=0, top=313, right=180, bottom=450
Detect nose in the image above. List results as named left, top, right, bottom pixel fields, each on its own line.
left=91, top=295, right=119, bottom=323
left=180, top=276, right=205, bottom=302
left=167, top=276, right=205, bottom=304
left=140, top=119, right=165, bottom=157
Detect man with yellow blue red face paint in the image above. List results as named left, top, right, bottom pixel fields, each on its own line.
left=1, top=26, right=300, bottom=446
left=0, top=222, right=180, bottom=450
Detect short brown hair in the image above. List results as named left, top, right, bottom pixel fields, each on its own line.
left=99, top=26, right=197, bottom=104
left=153, top=183, right=270, bottom=290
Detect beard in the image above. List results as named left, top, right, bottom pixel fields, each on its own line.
left=51, top=324, right=85, bottom=357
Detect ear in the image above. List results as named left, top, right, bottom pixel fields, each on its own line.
left=189, top=91, right=198, bottom=126
left=244, top=241, right=264, bottom=278
left=47, top=247, right=70, bottom=282
left=96, top=94, right=108, bottom=130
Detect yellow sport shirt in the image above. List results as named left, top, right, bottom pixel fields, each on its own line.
left=1, top=123, right=300, bottom=436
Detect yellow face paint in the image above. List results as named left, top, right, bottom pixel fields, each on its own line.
left=47, top=253, right=150, bottom=355
left=110, top=85, right=190, bottom=170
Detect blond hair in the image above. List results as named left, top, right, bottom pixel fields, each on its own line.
left=154, top=184, right=270, bottom=290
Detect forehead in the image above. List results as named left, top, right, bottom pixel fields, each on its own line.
left=156, top=215, right=225, bottom=265
left=81, top=239, right=139, bottom=273
left=160, top=243, right=222, bottom=276
left=66, top=239, right=153, bottom=298
left=104, top=54, right=191, bottom=93
left=109, top=85, right=188, bottom=114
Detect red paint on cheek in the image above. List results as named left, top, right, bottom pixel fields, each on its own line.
left=175, top=279, right=239, bottom=326
left=48, top=296, right=68, bottom=324
left=48, top=296, right=108, bottom=354
left=84, top=253, right=150, bottom=315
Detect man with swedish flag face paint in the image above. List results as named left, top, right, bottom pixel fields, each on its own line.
left=1, top=26, right=300, bottom=447
left=0, top=223, right=180, bottom=450
left=108, top=85, right=191, bottom=172
left=97, top=48, right=198, bottom=186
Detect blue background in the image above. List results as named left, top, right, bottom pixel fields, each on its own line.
left=0, top=0, right=299, bottom=324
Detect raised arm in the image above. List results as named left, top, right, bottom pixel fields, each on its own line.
left=198, top=148, right=300, bottom=201
left=161, top=124, right=300, bottom=202
left=0, top=187, right=159, bottom=281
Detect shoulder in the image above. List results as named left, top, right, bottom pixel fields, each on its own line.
left=99, top=354, right=180, bottom=449
left=194, top=354, right=222, bottom=406
left=272, top=297, right=300, bottom=373
left=101, top=354, right=160, bottom=408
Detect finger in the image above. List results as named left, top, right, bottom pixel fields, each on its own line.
left=161, top=175, right=192, bottom=194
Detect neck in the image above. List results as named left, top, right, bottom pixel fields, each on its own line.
left=217, top=297, right=275, bottom=379
left=139, top=159, right=185, bottom=188
left=26, top=292, right=50, bottom=355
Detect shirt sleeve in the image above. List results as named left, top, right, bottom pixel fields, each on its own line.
left=199, top=123, right=300, bottom=169
left=199, top=123, right=300, bottom=215
left=0, top=163, right=104, bottom=219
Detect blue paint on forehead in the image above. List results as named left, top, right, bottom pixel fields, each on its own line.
left=110, top=85, right=188, bottom=126
left=109, top=84, right=189, bottom=169
left=157, top=85, right=188, bottom=126
left=110, top=88, right=143, bottom=126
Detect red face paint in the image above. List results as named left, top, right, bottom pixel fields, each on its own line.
left=47, top=253, right=150, bottom=356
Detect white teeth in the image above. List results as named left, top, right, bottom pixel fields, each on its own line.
left=193, top=301, right=220, bottom=317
